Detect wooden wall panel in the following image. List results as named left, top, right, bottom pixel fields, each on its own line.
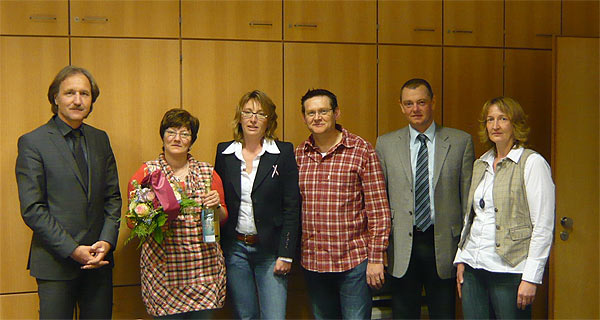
left=284, top=43, right=377, bottom=147
left=0, top=36, right=69, bottom=294
left=505, top=49, right=553, bottom=161
left=0, top=292, right=39, bottom=319
left=443, top=47, right=503, bottom=157
left=0, top=0, right=68, bottom=36
left=182, top=40, right=283, bottom=163
left=378, top=45, right=442, bottom=137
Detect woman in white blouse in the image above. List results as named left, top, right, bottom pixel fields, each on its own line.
left=454, top=96, right=555, bottom=319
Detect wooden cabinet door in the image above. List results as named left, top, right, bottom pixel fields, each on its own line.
left=505, top=1, right=560, bottom=49
left=443, top=0, right=503, bottom=47
left=0, top=0, right=68, bottom=36
left=443, top=47, right=503, bottom=157
left=378, top=0, right=442, bottom=45
left=284, top=0, right=376, bottom=43
left=551, top=36, right=599, bottom=320
left=182, top=40, right=283, bottom=163
left=70, top=0, right=179, bottom=38
left=0, top=36, right=69, bottom=295
left=562, top=0, right=600, bottom=37
left=182, top=0, right=282, bottom=40
left=284, top=43, right=377, bottom=146
left=378, top=45, right=442, bottom=136
left=71, top=38, right=180, bottom=290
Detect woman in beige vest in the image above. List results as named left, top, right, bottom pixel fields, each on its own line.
left=453, top=97, right=555, bottom=319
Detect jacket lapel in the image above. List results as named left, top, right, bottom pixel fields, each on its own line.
left=433, top=126, right=450, bottom=190
left=225, top=153, right=242, bottom=198
left=46, top=120, right=88, bottom=193
left=252, top=152, right=278, bottom=193
left=397, top=128, right=413, bottom=186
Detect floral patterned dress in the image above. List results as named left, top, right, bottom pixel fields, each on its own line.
left=128, top=153, right=227, bottom=317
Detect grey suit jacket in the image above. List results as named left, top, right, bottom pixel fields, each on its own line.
left=16, top=117, right=122, bottom=280
left=376, top=124, right=474, bottom=279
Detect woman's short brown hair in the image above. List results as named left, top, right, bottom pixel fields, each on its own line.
left=159, top=108, right=200, bottom=146
left=232, top=90, right=278, bottom=143
left=478, top=96, right=530, bottom=150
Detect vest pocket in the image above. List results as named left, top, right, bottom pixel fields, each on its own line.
left=509, top=225, right=532, bottom=240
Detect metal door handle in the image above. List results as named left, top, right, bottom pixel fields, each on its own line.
left=561, top=216, right=573, bottom=229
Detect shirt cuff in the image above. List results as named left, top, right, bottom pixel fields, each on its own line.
left=278, top=257, right=293, bottom=263
left=521, top=259, right=545, bottom=284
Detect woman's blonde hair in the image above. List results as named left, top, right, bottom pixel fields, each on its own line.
left=478, top=96, right=530, bottom=150
left=232, top=90, right=278, bottom=143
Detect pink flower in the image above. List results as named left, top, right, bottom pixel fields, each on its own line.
left=134, top=204, right=150, bottom=217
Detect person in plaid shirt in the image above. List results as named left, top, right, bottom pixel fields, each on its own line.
left=295, top=88, right=392, bottom=320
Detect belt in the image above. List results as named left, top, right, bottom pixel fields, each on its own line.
left=236, top=232, right=259, bottom=245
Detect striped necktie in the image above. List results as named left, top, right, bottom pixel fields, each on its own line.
left=415, top=133, right=431, bottom=231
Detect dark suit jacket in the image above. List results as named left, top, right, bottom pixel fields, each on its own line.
left=16, top=117, right=122, bottom=280
left=376, top=124, right=474, bottom=279
left=214, top=140, right=300, bottom=258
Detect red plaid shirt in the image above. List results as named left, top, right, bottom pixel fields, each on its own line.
left=296, top=126, right=391, bottom=272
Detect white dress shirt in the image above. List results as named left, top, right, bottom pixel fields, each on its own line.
left=408, top=123, right=436, bottom=224
left=454, top=147, right=555, bottom=284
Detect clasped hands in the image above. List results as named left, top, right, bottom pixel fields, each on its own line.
left=70, top=241, right=111, bottom=270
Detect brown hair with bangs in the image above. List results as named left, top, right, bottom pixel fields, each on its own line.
left=159, top=108, right=200, bottom=147
left=478, top=96, right=530, bottom=151
left=232, top=90, right=278, bottom=143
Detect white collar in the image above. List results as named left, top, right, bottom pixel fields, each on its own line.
left=222, top=139, right=280, bottom=157
left=481, top=146, right=524, bottom=166
left=408, top=122, right=436, bottom=144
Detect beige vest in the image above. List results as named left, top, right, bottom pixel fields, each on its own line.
left=458, top=149, right=535, bottom=266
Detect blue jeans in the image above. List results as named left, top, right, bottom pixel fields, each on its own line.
left=462, top=264, right=531, bottom=319
left=303, top=259, right=372, bottom=320
left=225, top=240, right=288, bottom=320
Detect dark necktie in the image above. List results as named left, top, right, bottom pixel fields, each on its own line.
left=72, top=129, right=88, bottom=188
left=415, top=133, right=431, bottom=231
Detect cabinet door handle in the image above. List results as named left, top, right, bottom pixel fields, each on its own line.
left=414, top=28, right=435, bottom=32
left=29, top=15, right=57, bottom=21
left=74, top=16, right=109, bottom=23
left=291, top=23, right=318, bottom=28
left=535, top=33, right=553, bottom=37
left=449, top=29, right=473, bottom=34
left=249, top=21, right=273, bottom=27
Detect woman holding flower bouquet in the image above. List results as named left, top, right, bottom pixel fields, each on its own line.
left=215, top=90, right=300, bottom=319
left=127, top=108, right=228, bottom=319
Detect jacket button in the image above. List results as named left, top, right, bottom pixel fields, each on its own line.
left=494, top=208, right=498, bottom=212
left=409, top=211, right=413, bottom=216
left=496, top=225, right=500, bottom=230
left=409, top=232, right=412, bottom=237
left=496, top=243, right=500, bottom=247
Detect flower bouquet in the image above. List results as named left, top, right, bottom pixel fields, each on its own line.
left=125, top=170, right=199, bottom=246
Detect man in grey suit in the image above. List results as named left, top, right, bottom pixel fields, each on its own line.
left=16, top=66, right=121, bottom=319
left=376, top=78, right=474, bottom=319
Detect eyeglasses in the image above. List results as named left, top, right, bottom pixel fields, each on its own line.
left=305, top=108, right=333, bottom=118
left=241, top=110, right=268, bottom=121
left=165, top=129, right=192, bottom=140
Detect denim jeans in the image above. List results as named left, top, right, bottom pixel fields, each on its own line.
left=225, top=240, right=288, bottom=320
left=303, top=259, right=372, bottom=320
left=462, top=264, right=531, bottom=319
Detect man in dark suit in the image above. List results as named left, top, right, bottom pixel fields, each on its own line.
left=375, top=78, right=474, bottom=319
left=16, top=66, right=122, bottom=319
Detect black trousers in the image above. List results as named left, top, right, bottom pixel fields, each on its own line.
left=390, top=226, right=456, bottom=319
left=37, top=267, right=113, bottom=319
